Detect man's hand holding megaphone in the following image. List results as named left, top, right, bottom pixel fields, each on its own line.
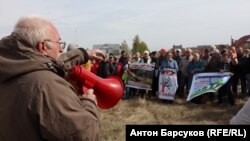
left=78, top=89, right=98, bottom=106
left=57, top=48, right=123, bottom=109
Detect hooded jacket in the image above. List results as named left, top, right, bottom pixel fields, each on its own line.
left=0, top=33, right=100, bottom=141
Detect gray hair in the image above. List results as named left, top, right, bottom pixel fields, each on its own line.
left=13, top=15, right=55, bottom=48
left=193, top=53, right=200, bottom=58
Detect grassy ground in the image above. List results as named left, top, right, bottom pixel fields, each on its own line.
left=99, top=94, right=248, bottom=141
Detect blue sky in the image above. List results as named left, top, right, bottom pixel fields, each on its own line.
left=0, top=0, right=250, bottom=51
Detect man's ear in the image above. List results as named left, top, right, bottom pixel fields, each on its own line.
left=36, top=42, right=48, bottom=55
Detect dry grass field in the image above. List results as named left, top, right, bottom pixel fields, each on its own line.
left=99, top=94, right=248, bottom=141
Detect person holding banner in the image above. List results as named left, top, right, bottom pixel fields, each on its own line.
left=217, top=50, right=235, bottom=106
left=205, top=48, right=222, bottom=101
left=186, top=53, right=205, bottom=104
left=150, top=51, right=159, bottom=97
left=125, top=51, right=141, bottom=99
left=159, top=52, right=179, bottom=103
left=138, top=50, right=152, bottom=98
left=160, top=52, right=179, bottom=74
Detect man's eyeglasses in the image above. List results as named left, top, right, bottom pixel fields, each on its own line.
left=44, top=39, right=66, bottom=50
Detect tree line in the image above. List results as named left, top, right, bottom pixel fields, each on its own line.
left=120, top=35, right=150, bottom=55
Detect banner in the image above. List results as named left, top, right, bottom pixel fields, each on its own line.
left=187, top=72, right=232, bottom=101
left=158, top=71, right=178, bottom=100
left=126, top=63, right=154, bottom=90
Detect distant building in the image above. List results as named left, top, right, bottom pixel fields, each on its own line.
left=173, top=45, right=183, bottom=50
left=232, top=35, right=250, bottom=49
left=93, top=43, right=121, bottom=56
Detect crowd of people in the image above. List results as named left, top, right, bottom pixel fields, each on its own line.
left=64, top=41, right=250, bottom=125
left=91, top=45, right=250, bottom=107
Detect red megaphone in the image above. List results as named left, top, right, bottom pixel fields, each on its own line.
left=68, top=65, right=123, bottom=109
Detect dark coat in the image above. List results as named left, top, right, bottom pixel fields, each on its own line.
left=0, top=34, right=100, bottom=141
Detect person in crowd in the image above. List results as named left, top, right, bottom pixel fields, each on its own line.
left=206, top=48, right=221, bottom=73
left=177, top=48, right=193, bottom=97
left=123, top=51, right=141, bottom=99
left=173, top=49, right=182, bottom=96
left=90, top=58, right=99, bottom=74
left=160, top=52, right=179, bottom=74
left=200, top=48, right=211, bottom=69
left=156, top=48, right=167, bottom=91
left=107, top=54, right=116, bottom=75
left=121, top=54, right=133, bottom=99
left=138, top=50, right=152, bottom=98
left=0, top=15, right=100, bottom=140
left=159, top=52, right=179, bottom=103
left=97, top=54, right=114, bottom=78
left=121, top=64, right=130, bottom=99
left=139, top=50, right=151, bottom=64
left=81, top=49, right=103, bottom=72
left=229, top=47, right=250, bottom=124
left=157, top=48, right=167, bottom=68
left=186, top=53, right=205, bottom=104
left=117, top=50, right=128, bottom=78
left=199, top=48, right=211, bottom=101
left=217, top=50, right=235, bottom=106
left=113, top=56, right=119, bottom=71
left=150, top=51, right=159, bottom=97
left=243, top=49, right=250, bottom=96
left=205, top=48, right=222, bottom=101
left=132, top=51, right=141, bottom=63
left=173, top=49, right=182, bottom=65
left=89, top=49, right=105, bottom=74
left=232, top=47, right=247, bottom=96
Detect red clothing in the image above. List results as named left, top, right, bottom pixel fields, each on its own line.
left=91, top=62, right=99, bottom=74
left=116, top=63, right=123, bottom=78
